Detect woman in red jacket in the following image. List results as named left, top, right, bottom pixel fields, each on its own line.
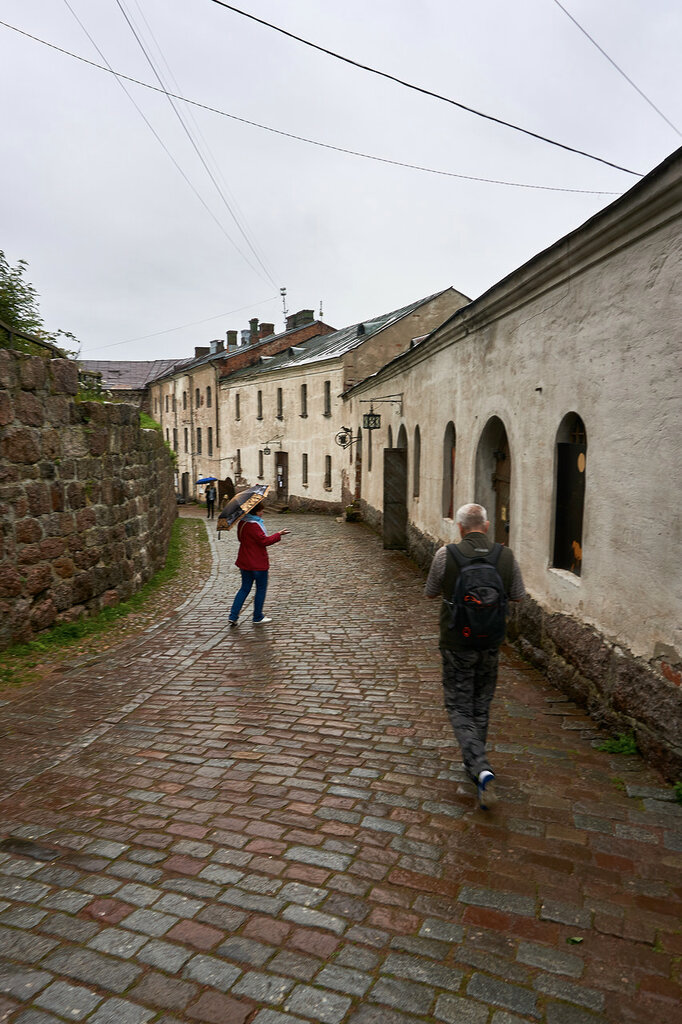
left=228, top=502, right=289, bottom=626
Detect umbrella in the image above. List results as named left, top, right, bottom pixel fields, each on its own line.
left=197, top=476, right=217, bottom=484
left=219, top=484, right=270, bottom=530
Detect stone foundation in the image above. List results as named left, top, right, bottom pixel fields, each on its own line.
left=286, top=493, right=344, bottom=516
left=0, top=349, right=176, bottom=648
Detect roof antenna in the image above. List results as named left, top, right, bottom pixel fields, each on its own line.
left=280, top=287, right=288, bottom=329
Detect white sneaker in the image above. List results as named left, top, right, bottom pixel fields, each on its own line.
left=253, top=616, right=272, bottom=625
left=477, top=770, right=497, bottom=810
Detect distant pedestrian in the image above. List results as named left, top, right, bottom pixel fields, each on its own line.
left=228, top=502, right=289, bottom=626
left=425, top=503, right=525, bottom=809
left=205, top=483, right=217, bottom=519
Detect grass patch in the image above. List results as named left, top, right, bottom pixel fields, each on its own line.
left=597, top=732, right=638, bottom=755
left=0, top=518, right=192, bottom=689
left=139, top=412, right=161, bottom=431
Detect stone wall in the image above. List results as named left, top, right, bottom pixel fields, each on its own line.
left=0, top=349, right=176, bottom=648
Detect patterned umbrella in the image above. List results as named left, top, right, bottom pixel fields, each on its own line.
left=218, top=484, right=270, bottom=531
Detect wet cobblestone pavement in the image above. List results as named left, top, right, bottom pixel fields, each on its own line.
left=0, top=511, right=680, bottom=1024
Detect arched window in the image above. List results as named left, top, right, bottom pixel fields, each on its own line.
left=413, top=425, right=421, bottom=498
left=442, top=422, right=456, bottom=519
left=553, top=413, right=587, bottom=576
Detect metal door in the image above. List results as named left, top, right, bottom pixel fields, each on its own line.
left=383, top=447, right=408, bottom=549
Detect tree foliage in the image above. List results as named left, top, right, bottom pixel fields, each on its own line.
left=0, top=249, right=79, bottom=356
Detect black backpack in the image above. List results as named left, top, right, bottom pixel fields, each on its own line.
left=447, top=543, right=508, bottom=649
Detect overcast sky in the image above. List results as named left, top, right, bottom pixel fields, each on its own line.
left=1, top=0, right=680, bottom=360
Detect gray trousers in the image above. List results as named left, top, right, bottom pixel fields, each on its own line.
left=441, top=647, right=499, bottom=779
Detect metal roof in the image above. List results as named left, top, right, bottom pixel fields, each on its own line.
left=222, top=290, right=452, bottom=383
left=79, top=359, right=189, bottom=389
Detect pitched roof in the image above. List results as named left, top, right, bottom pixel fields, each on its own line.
left=222, top=290, right=454, bottom=382
left=79, top=359, right=189, bottom=390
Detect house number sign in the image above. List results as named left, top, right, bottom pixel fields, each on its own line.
left=363, top=413, right=381, bottom=430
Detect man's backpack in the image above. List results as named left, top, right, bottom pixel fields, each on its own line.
left=447, top=543, right=508, bottom=649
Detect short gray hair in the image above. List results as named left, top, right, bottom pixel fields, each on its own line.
left=456, top=503, right=488, bottom=530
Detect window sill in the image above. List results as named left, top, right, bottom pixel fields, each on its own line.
left=547, top=566, right=582, bottom=587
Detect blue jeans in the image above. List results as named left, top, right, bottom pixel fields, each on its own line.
left=229, top=569, right=268, bottom=622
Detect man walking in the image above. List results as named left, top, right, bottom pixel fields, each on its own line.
left=205, top=483, right=217, bottom=519
left=425, top=503, right=525, bottom=808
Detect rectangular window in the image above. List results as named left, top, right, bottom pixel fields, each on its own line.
left=195, top=387, right=201, bottom=407
left=235, top=393, right=241, bottom=420
left=184, top=427, right=188, bottom=453
left=172, top=395, right=176, bottom=412
left=196, top=427, right=202, bottom=454
left=300, top=383, right=307, bottom=417
left=302, top=453, right=308, bottom=485
left=324, top=454, right=332, bottom=489
left=324, top=380, right=331, bottom=416
left=165, top=428, right=169, bottom=442
left=277, top=388, right=283, bottom=419
left=207, top=386, right=212, bottom=408
left=208, top=426, right=213, bottom=456
left=183, top=391, right=187, bottom=410
left=173, top=428, right=177, bottom=451
left=258, top=450, right=264, bottom=478
left=165, top=395, right=169, bottom=413
left=257, top=390, right=263, bottom=420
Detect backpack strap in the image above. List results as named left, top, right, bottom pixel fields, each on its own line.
left=449, top=542, right=502, bottom=568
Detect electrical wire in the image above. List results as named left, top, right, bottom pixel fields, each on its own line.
left=551, top=0, right=681, bottom=138
left=127, top=0, right=272, bottom=275
left=113, top=0, right=278, bottom=287
left=0, top=21, right=623, bottom=196
left=82, top=295, right=280, bottom=352
left=207, top=0, right=642, bottom=176
left=61, top=0, right=274, bottom=281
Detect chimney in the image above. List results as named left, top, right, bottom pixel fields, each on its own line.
left=356, top=323, right=365, bottom=337
left=285, top=309, right=315, bottom=332
left=259, top=322, right=275, bottom=339
left=194, top=346, right=209, bottom=358
left=249, top=318, right=259, bottom=344
left=226, top=330, right=238, bottom=350
left=209, top=339, right=225, bottom=355
left=240, top=329, right=250, bottom=347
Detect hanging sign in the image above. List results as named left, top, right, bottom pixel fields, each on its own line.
left=363, top=412, right=381, bottom=430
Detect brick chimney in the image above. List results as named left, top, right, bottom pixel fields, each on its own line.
left=249, top=318, right=259, bottom=344
left=226, top=330, right=238, bottom=350
left=194, top=346, right=209, bottom=358
left=285, top=309, right=315, bottom=332
left=259, top=323, right=275, bottom=339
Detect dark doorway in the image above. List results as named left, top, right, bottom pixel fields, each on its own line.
left=275, top=452, right=289, bottom=502
left=181, top=472, right=190, bottom=500
left=475, top=417, right=511, bottom=544
left=218, top=477, right=235, bottom=504
left=383, top=447, right=408, bottom=549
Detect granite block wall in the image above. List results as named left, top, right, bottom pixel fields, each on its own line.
left=0, top=349, right=176, bottom=648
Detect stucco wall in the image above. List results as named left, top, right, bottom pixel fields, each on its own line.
left=0, top=349, right=177, bottom=648
left=344, top=152, right=682, bottom=776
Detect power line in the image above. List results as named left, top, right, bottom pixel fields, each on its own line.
left=127, top=0, right=273, bottom=275
left=113, top=0, right=277, bottom=287
left=0, top=21, right=623, bottom=196
left=551, top=0, right=681, bottom=139
left=207, top=0, right=642, bottom=176
left=82, top=295, right=279, bottom=352
left=61, top=0, right=273, bottom=278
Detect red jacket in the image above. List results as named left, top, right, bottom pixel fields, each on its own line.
left=235, top=519, right=283, bottom=571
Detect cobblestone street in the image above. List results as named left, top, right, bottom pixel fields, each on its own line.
left=0, top=510, right=680, bottom=1024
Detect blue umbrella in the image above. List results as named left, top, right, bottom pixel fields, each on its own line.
left=196, top=477, right=217, bottom=484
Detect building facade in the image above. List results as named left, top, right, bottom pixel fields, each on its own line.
left=343, top=148, right=682, bottom=776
